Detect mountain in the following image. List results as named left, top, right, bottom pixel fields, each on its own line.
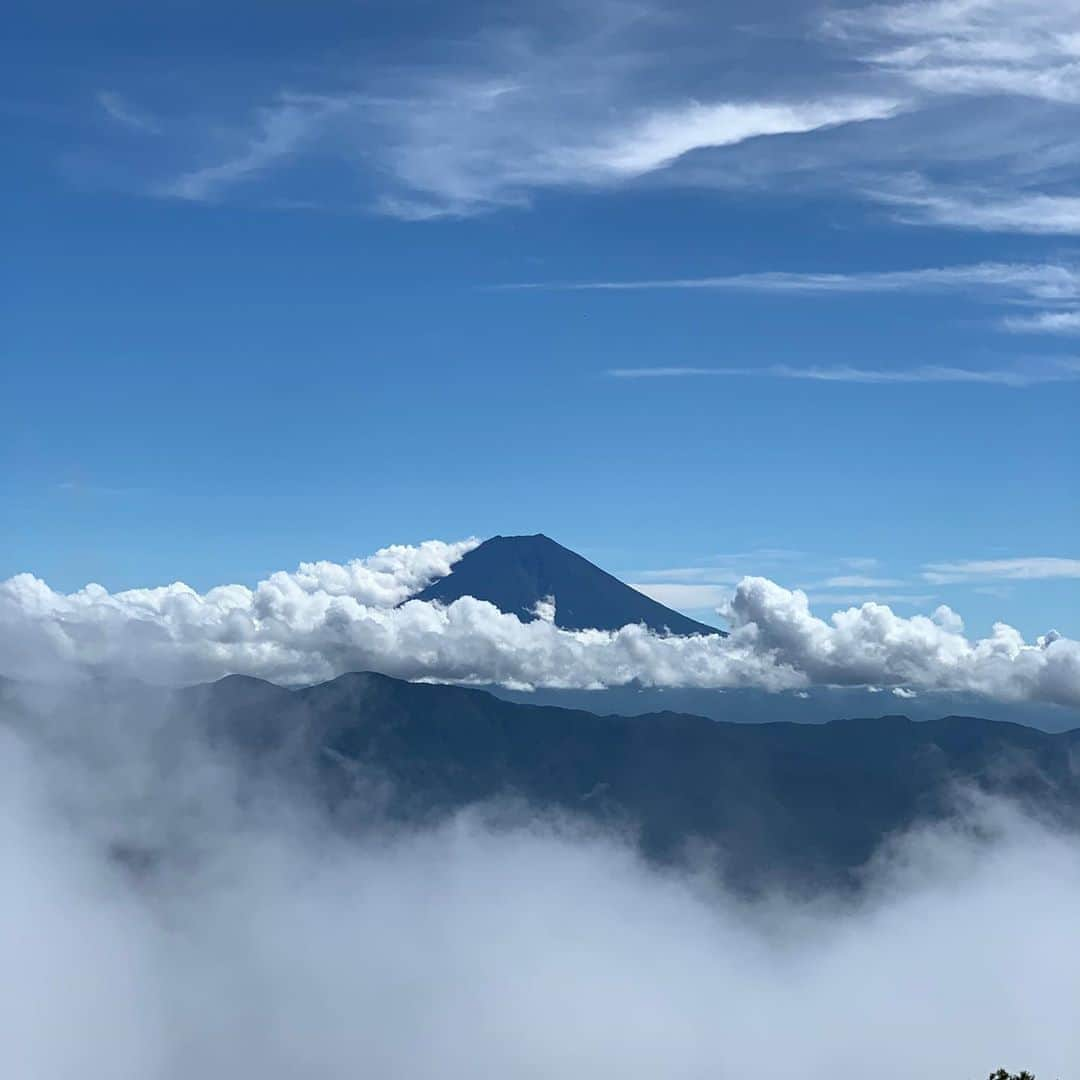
left=410, top=533, right=724, bottom=636
left=487, top=682, right=1080, bottom=732
left=178, top=671, right=1080, bottom=891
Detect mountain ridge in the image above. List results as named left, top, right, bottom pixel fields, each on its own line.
left=10, top=667, right=1076, bottom=890
left=176, top=670, right=1080, bottom=890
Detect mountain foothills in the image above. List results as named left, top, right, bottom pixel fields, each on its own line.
left=6, top=671, right=1069, bottom=893
left=411, top=533, right=724, bottom=636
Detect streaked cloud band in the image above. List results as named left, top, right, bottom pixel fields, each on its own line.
left=607, top=363, right=1080, bottom=388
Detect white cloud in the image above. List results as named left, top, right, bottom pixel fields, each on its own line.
left=1002, top=310, right=1080, bottom=334
left=509, top=262, right=1080, bottom=302
left=829, top=0, right=1080, bottom=105
left=880, top=186, right=1080, bottom=234
left=819, top=576, right=906, bottom=589
left=355, top=88, right=901, bottom=217
left=66, top=0, right=1080, bottom=231
left=630, top=583, right=731, bottom=610
left=97, top=91, right=161, bottom=135
left=799, top=576, right=933, bottom=609
left=567, top=97, right=902, bottom=179
left=258, top=537, right=481, bottom=606
left=121, top=0, right=901, bottom=219
left=806, top=592, right=938, bottom=608
left=728, top=576, right=1080, bottom=706
left=607, top=362, right=1080, bottom=387
left=924, top=557, right=1080, bottom=584
left=532, top=595, right=557, bottom=624
left=58, top=0, right=1080, bottom=231
left=816, top=1, right=1080, bottom=233
left=509, top=262, right=1080, bottom=338
left=631, top=567, right=740, bottom=584
left=159, top=95, right=352, bottom=203
left=135, top=81, right=898, bottom=217
left=2, top=541, right=1079, bottom=707
left=840, top=556, right=881, bottom=571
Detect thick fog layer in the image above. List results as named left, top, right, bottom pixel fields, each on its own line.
left=3, top=539, right=1077, bottom=705
left=1, top=681, right=1077, bottom=1079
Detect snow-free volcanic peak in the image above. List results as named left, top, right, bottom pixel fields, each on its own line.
left=411, top=534, right=724, bottom=637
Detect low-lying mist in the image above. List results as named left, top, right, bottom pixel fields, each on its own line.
left=2, top=680, right=1077, bottom=1080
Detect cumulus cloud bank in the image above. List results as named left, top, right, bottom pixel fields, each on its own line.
left=2, top=539, right=1078, bottom=706
left=2, top=681, right=1077, bottom=1080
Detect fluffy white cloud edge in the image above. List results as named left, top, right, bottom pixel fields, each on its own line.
left=1, top=539, right=1077, bottom=707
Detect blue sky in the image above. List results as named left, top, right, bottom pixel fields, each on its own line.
left=3, top=0, right=1079, bottom=639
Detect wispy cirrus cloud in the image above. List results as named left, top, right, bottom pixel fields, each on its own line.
left=878, top=184, right=1080, bottom=235
left=96, top=90, right=161, bottom=135
left=827, top=0, right=1080, bottom=106
left=116, top=60, right=900, bottom=215
left=505, top=262, right=1080, bottom=301
left=58, top=0, right=1080, bottom=229
left=631, top=567, right=741, bottom=584
left=924, top=557, right=1080, bottom=584
left=630, top=582, right=732, bottom=610
left=1002, top=310, right=1080, bottom=335
left=104, top=0, right=902, bottom=218
left=805, top=591, right=937, bottom=607
left=565, top=97, right=902, bottom=180
left=300, top=87, right=897, bottom=218
left=511, top=259, right=1080, bottom=342
left=607, top=361, right=1080, bottom=387
left=817, top=0, right=1080, bottom=233
left=840, top=557, right=881, bottom=572
left=159, top=94, right=353, bottom=203
left=815, top=576, right=906, bottom=589
left=506, top=262, right=1080, bottom=337
left=800, top=575, right=932, bottom=610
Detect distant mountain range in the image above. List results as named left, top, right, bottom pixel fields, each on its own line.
left=488, top=682, right=1080, bottom=732
left=5, top=669, right=1077, bottom=889
left=410, top=533, right=723, bottom=636
left=169, top=671, right=1079, bottom=891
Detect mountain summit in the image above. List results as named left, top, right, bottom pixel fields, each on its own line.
left=410, top=533, right=724, bottom=636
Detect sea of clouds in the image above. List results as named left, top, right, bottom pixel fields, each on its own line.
left=2, top=539, right=1077, bottom=705
left=2, top=676, right=1077, bottom=1080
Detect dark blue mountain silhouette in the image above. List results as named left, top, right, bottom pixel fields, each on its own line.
left=9, top=669, right=1078, bottom=891
left=173, top=670, right=1080, bottom=891
left=410, top=533, right=724, bottom=636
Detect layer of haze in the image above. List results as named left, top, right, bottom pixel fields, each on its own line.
left=2, top=677, right=1078, bottom=1080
